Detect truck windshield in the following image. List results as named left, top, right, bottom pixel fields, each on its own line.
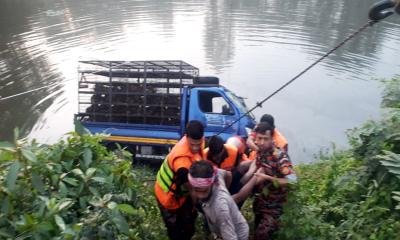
left=225, top=90, right=250, bottom=114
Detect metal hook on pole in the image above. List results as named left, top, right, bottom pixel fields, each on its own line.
left=369, top=0, right=400, bottom=21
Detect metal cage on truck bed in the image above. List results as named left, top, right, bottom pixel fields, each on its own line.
left=76, top=60, right=199, bottom=126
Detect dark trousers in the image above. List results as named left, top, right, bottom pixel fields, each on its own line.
left=158, top=197, right=197, bottom=240
left=253, top=194, right=284, bottom=240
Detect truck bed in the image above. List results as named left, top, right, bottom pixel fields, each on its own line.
left=81, top=121, right=181, bottom=146
left=77, top=60, right=198, bottom=126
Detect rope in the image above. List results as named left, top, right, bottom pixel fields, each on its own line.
left=0, top=61, right=130, bottom=102
left=0, top=80, right=70, bottom=101
left=216, top=20, right=378, bottom=135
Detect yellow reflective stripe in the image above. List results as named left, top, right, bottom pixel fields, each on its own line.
left=106, top=135, right=178, bottom=145
left=161, top=158, right=174, bottom=181
left=157, top=170, right=171, bottom=192
left=156, top=157, right=175, bottom=193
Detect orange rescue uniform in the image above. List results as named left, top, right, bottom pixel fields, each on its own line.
left=273, top=128, right=288, bottom=152
left=204, top=144, right=238, bottom=171
left=154, top=136, right=204, bottom=210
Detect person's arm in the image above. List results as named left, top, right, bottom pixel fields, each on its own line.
left=253, top=152, right=297, bottom=186
left=236, top=160, right=252, bottom=175
left=254, top=172, right=288, bottom=186
left=232, top=173, right=258, bottom=204
left=175, top=167, right=190, bottom=193
left=240, top=160, right=257, bottom=184
left=225, top=171, right=232, bottom=190
left=217, top=169, right=232, bottom=189
left=172, top=156, right=192, bottom=194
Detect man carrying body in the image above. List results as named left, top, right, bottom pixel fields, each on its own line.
left=154, top=120, right=205, bottom=240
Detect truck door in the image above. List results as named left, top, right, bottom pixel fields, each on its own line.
left=188, top=88, right=239, bottom=140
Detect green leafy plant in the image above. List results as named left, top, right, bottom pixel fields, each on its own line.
left=275, top=77, right=400, bottom=239
left=377, top=150, right=400, bottom=210
left=0, top=132, right=166, bottom=239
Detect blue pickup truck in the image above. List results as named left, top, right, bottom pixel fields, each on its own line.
left=75, top=60, right=256, bottom=159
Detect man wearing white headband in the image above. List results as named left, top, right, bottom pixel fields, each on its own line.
left=189, top=160, right=250, bottom=240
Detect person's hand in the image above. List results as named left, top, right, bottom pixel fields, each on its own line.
left=254, top=172, right=273, bottom=184
left=254, top=168, right=264, bottom=185
left=248, top=160, right=257, bottom=173
left=240, top=160, right=259, bottom=184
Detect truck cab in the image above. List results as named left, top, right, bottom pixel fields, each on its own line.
left=187, top=86, right=254, bottom=140
left=75, top=60, right=255, bottom=159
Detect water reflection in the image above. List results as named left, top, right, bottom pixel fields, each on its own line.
left=0, top=0, right=399, bottom=162
left=203, top=0, right=236, bottom=73
left=0, top=0, right=64, bottom=140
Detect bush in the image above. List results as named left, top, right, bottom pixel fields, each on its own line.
left=0, top=131, right=166, bottom=239
left=276, top=77, right=400, bottom=240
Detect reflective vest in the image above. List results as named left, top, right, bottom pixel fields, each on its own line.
left=154, top=136, right=204, bottom=209
left=204, top=144, right=238, bottom=171
left=273, top=128, right=288, bottom=153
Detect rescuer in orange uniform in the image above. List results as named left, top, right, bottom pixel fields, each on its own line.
left=204, top=135, right=253, bottom=203
left=154, top=120, right=205, bottom=240
left=204, top=135, right=239, bottom=171
left=247, top=114, right=288, bottom=155
left=226, top=135, right=251, bottom=162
